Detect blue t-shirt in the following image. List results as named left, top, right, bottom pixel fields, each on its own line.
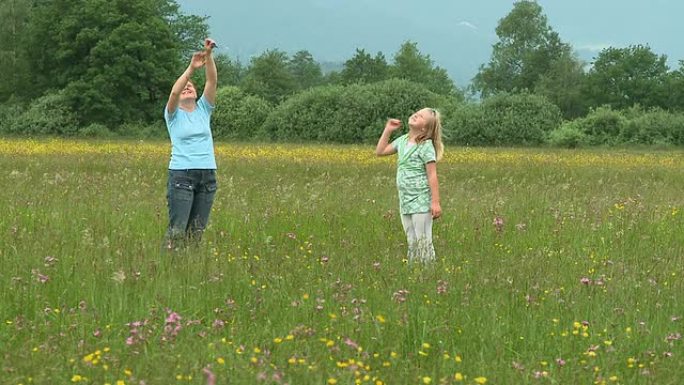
left=164, top=95, right=217, bottom=170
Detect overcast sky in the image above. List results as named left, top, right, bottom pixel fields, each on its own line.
left=177, top=0, right=683, bottom=86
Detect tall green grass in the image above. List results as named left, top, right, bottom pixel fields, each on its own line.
left=1, top=141, right=683, bottom=384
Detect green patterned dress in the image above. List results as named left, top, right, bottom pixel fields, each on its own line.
left=391, top=134, right=437, bottom=215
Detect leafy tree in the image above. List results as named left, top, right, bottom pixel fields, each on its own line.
left=0, top=0, right=32, bottom=102
left=391, top=41, right=458, bottom=97
left=535, top=51, right=587, bottom=119
left=339, top=49, right=389, bottom=85
left=473, top=1, right=575, bottom=97
left=288, top=50, right=324, bottom=91
left=24, top=0, right=207, bottom=126
left=583, top=45, right=669, bottom=110
left=192, top=53, right=244, bottom=91
left=240, top=49, right=297, bottom=104
left=160, top=0, right=209, bottom=58
left=663, top=61, right=684, bottom=111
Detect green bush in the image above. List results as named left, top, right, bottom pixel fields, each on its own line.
left=116, top=121, right=166, bottom=139
left=9, top=91, right=79, bottom=136
left=571, top=106, right=626, bottom=145
left=213, top=86, right=273, bottom=140
left=547, top=122, right=589, bottom=148
left=444, top=103, right=487, bottom=146
left=619, top=107, right=684, bottom=145
left=355, top=79, right=452, bottom=142
left=261, top=79, right=449, bottom=143
left=78, top=123, right=114, bottom=138
left=0, top=103, right=23, bottom=134
left=448, top=93, right=562, bottom=146
left=481, top=92, right=563, bottom=145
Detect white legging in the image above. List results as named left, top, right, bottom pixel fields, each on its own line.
left=401, top=212, right=435, bottom=263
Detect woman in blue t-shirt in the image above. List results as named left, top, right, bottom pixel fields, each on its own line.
left=163, top=38, right=218, bottom=251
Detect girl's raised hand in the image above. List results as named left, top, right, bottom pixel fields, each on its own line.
left=385, top=118, right=402, bottom=132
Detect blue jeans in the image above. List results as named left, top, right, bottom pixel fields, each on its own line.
left=164, top=169, right=217, bottom=250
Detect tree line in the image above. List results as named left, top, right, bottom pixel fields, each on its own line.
left=1, top=0, right=683, bottom=147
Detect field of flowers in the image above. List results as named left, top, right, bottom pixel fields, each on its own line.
left=1, top=138, right=683, bottom=385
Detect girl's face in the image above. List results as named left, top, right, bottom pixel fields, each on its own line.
left=408, top=108, right=434, bottom=130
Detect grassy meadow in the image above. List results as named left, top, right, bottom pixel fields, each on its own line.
left=1, top=138, right=683, bottom=385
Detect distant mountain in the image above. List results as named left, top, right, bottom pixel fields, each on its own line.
left=177, top=0, right=684, bottom=87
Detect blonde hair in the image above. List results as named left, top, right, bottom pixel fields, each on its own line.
left=415, top=108, right=444, bottom=161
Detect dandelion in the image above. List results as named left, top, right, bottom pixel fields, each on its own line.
left=422, top=377, right=432, bottom=384
left=71, top=375, right=83, bottom=382
left=474, top=377, right=487, bottom=384
left=216, top=357, right=225, bottom=365
left=454, top=373, right=464, bottom=382
left=327, top=378, right=338, bottom=385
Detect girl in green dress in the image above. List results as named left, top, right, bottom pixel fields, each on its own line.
left=375, top=108, right=444, bottom=263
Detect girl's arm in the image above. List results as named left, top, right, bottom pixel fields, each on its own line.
left=203, top=38, right=218, bottom=104
left=167, top=52, right=205, bottom=114
left=426, top=161, right=442, bottom=218
left=375, top=119, right=401, bottom=156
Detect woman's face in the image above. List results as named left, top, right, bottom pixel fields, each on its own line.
left=180, top=82, right=197, bottom=100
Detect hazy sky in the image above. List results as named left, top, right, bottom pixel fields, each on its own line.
left=177, top=0, right=683, bottom=85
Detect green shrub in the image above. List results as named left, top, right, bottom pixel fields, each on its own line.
left=261, top=79, right=449, bottom=143
left=572, top=106, right=626, bottom=145
left=479, top=92, right=563, bottom=145
left=9, top=91, right=79, bottom=136
left=115, top=121, right=165, bottom=139
left=260, top=85, right=344, bottom=141
left=444, top=103, right=488, bottom=146
left=213, top=86, right=273, bottom=140
left=620, top=107, right=684, bottom=145
left=448, top=93, right=562, bottom=146
left=547, top=122, right=589, bottom=148
left=79, top=123, right=114, bottom=138
left=0, top=103, right=23, bottom=134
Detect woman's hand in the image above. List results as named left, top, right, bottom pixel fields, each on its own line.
left=204, top=38, right=217, bottom=52
left=190, top=51, right=206, bottom=69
